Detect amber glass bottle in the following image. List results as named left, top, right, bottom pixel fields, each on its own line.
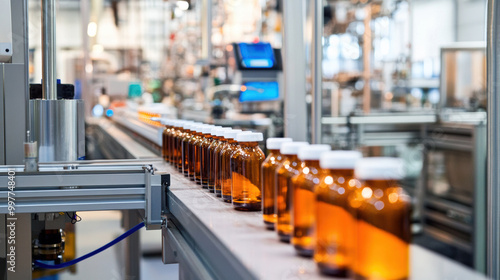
left=165, top=120, right=178, bottom=163
left=213, top=128, right=232, bottom=196
left=176, top=122, right=191, bottom=171
left=291, top=144, right=331, bottom=257
left=261, top=138, right=293, bottom=230
left=231, top=132, right=265, bottom=211
left=353, top=158, right=410, bottom=280
left=199, top=125, right=214, bottom=187
left=276, top=142, right=309, bottom=243
left=188, top=125, right=204, bottom=181
left=181, top=122, right=195, bottom=176
left=161, top=119, right=173, bottom=162
left=314, top=151, right=362, bottom=277
left=220, top=129, right=243, bottom=202
left=170, top=121, right=183, bottom=166
left=208, top=126, right=227, bottom=192
left=166, top=120, right=176, bottom=164
left=193, top=125, right=209, bottom=184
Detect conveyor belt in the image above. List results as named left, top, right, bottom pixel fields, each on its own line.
left=92, top=116, right=487, bottom=280
left=157, top=163, right=487, bottom=280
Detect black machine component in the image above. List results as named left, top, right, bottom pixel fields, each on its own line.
left=33, top=229, right=65, bottom=263
left=29, top=83, right=75, bottom=100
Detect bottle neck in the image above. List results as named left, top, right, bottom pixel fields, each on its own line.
left=364, top=179, right=400, bottom=190
left=327, top=169, right=355, bottom=178
left=285, top=154, right=299, bottom=161
left=304, top=160, right=321, bottom=169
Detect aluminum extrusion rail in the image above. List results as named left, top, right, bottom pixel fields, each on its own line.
left=322, top=114, right=437, bottom=125
left=0, top=164, right=167, bottom=229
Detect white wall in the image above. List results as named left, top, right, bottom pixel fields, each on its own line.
left=411, top=0, right=456, bottom=62
left=457, top=0, right=486, bottom=42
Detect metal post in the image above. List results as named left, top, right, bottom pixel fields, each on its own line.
left=41, top=0, right=57, bottom=100
left=201, top=0, right=212, bottom=62
left=123, top=210, right=141, bottom=279
left=486, top=0, right=500, bottom=278
left=282, top=0, right=308, bottom=141
left=362, top=4, right=372, bottom=114
left=311, top=0, right=323, bottom=144
left=81, top=0, right=92, bottom=117
left=23, top=0, right=30, bottom=142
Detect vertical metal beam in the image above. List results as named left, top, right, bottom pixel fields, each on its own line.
left=0, top=65, right=5, bottom=165
left=362, top=4, right=372, bottom=114
left=81, top=0, right=92, bottom=117
left=0, top=0, right=13, bottom=63
left=486, top=0, right=500, bottom=278
left=201, top=0, right=212, bottom=62
left=3, top=0, right=28, bottom=165
left=4, top=64, right=25, bottom=165
left=41, top=0, right=57, bottom=100
left=474, top=124, right=487, bottom=273
left=23, top=0, right=29, bottom=142
left=282, top=0, right=307, bottom=141
left=310, top=0, right=323, bottom=144
left=123, top=210, right=141, bottom=279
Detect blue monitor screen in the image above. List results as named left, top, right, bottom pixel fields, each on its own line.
left=238, top=42, right=275, bottom=69
left=239, top=81, right=279, bottom=102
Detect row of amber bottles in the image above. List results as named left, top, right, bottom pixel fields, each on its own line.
left=260, top=138, right=410, bottom=280
left=161, top=119, right=265, bottom=211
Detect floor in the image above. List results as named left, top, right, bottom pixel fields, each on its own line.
left=35, top=211, right=179, bottom=280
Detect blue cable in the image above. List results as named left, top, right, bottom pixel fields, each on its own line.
left=34, top=221, right=145, bottom=270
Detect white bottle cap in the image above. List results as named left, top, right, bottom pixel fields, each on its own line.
left=201, top=125, right=214, bottom=134
left=215, top=127, right=232, bottom=137
left=266, top=138, right=293, bottom=150
left=193, top=125, right=206, bottom=133
left=160, top=118, right=172, bottom=125
left=298, top=145, right=332, bottom=161
left=236, top=132, right=263, bottom=142
left=355, top=157, right=405, bottom=180
left=174, top=120, right=186, bottom=127
left=183, top=123, right=193, bottom=130
left=210, top=126, right=223, bottom=135
left=320, top=151, right=363, bottom=169
left=182, top=121, right=195, bottom=129
left=280, top=142, right=309, bottom=155
left=223, top=129, right=244, bottom=140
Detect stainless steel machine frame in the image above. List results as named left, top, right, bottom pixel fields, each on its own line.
left=486, top=1, right=500, bottom=278
left=421, top=122, right=487, bottom=273
left=0, top=0, right=29, bottom=165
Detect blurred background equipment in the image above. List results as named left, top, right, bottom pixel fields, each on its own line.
left=0, top=0, right=497, bottom=279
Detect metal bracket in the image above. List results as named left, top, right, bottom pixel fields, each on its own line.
left=145, top=170, right=162, bottom=230
left=0, top=0, right=13, bottom=63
